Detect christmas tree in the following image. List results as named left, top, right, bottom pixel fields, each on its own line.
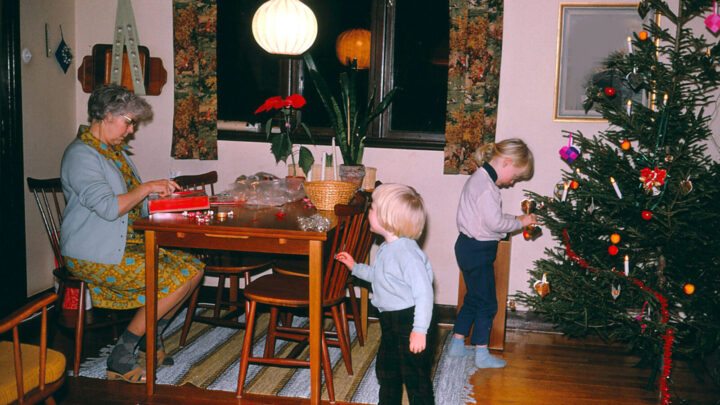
left=515, top=1, right=720, bottom=402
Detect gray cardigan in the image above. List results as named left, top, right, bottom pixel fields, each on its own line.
left=60, top=136, right=148, bottom=265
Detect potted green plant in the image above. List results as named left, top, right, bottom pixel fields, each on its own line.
left=255, top=94, right=315, bottom=178
left=302, top=53, right=398, bottom=185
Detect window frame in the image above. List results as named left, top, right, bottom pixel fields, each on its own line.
left=217, top=0, right=446, bottom=151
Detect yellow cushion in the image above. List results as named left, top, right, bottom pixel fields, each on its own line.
left=0, top=341, right=66, bottom=404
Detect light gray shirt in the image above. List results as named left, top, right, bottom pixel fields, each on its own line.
left=456, top=165, right=522, bottom=241
left=352, top=238, right=434, bottom=334
left=60, top=136, right=148, bottom=265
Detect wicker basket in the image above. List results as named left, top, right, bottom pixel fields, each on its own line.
left=303, top=180, right=358, bottom=210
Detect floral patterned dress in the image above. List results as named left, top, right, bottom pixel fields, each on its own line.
left=64, top=128, right=204, bottom=309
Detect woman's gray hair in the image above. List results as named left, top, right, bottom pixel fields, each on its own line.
left=87, top=84, right=153, bottom=123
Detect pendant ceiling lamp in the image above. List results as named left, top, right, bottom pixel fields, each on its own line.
left=252, top=0, right=318, bottom=55
left=335, top=29, right=371, bottom=70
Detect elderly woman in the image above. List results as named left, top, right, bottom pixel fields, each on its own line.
left=60, top=84, right=204, bottom=383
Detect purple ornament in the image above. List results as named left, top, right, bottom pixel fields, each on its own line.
left=559, top=145, right=580, bottom=163
left=707, top=1, right=720, bottom=34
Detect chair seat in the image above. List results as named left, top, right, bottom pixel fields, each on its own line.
left=244, top=274, right=344, bottom=308
left=0, top=342, right=66, bottom=404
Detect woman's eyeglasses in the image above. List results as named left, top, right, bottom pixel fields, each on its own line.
left=120, top=114, right=137, bottom=130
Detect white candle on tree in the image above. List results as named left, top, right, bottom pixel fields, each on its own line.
left=610, top=177, right=623, bottom=199
left=561, top=181, right=569, bottom=202
left=627, top=36, right=632, bottom=53
left=624, top=255, right=630, bottom=276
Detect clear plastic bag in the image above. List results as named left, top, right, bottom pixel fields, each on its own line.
left=218, top=172, right=306, bottom=206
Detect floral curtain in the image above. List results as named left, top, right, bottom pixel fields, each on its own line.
left=171, top=0, right=218, bottom=160
left=443, top=0, right=504, bottom=174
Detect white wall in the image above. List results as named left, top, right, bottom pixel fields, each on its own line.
left=20, top=0, right=76, bottom=296
left=22, top=0, right=719, bottom=306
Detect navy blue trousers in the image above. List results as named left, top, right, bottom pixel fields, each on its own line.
left=453, top=233, right=498, bottom=346
left=377, top=307, right=434, bottom=405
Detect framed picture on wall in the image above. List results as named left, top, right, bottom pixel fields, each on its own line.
left=554, top=4, right=649, bottom=121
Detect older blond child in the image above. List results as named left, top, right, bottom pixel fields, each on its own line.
left=450, top=138, right=537, bottom=368
left=335, top=183, right=434, bottom=405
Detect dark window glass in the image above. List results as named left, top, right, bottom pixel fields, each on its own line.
left=217, top=0, right=283, bottom=122
left=389, top=0, right=449, bottom=133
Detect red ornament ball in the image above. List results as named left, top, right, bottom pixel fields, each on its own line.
left=570, top=180, right=579, bottom=189
left=641, top=210, right=653, bottom=220
left=608, top=245, right=619, bottom=256
left=621, top=140, right=631, bottom=150
left=604, top=87, right=616, bottom=97
left=684, top=284, right=695, bottom=294
left=638, top=31, right=648, bottom=40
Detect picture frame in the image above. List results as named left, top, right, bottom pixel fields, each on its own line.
left=554, top=4, right=650, bottom=121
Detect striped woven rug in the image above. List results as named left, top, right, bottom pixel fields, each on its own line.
left=78, top=309, right=476, bottom=404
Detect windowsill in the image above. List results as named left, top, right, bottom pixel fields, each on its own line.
left=217, top=120, right=446, bottom=151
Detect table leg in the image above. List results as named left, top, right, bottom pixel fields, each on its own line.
left=308, top=240, right=322, bottom=405
left=360, top=286, right=368, bottom=340
left=144, top=230, right=158, bottom=395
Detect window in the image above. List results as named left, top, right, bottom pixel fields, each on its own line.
left=217, top=0, right=448, bottom=150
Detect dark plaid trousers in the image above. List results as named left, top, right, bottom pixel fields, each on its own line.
left=377, top=306, right=434, bottom=405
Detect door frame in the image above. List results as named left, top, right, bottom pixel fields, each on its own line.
left=0, top=0, right=29, bottom=318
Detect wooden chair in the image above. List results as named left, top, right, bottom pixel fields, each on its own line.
left=26, top=177, right=130, bottom=376
left=173, top=171, right=273, bottom=346
left=272, top=190, right=374, bottom=346
left=236, top=194, right=369, bottom=402
left=0, top=292, right=66, bottom=405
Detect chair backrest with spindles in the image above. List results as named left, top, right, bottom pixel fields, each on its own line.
left=27, top=177, right=66, bottom=268
left=322, top=193, right=370, bottom=303
left=173, top=171, right=218, bottom=195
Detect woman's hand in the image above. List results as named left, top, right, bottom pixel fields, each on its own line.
left=518, top=213, right=538, bottom=228
left=144, top=179, right=180, bottom=197
left=334, top=251, right=356, bottom=270
left=409, top=331, right=426, bottom=353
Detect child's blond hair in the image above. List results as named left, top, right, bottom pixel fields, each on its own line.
left=473, top=138, right=534, bottom=181
left=372, top=183, right=426, bottom=240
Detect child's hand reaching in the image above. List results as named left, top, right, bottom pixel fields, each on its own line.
left=409, top=331, right=426, bottom=353
left=334, top=251, right=356, bottom=270
left=518, top=213, right=538, bottom=228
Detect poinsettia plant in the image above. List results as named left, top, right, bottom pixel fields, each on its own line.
left=255, top=94, right=315, bottom=177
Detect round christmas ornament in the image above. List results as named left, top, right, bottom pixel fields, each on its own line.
left=570, top=180, right=579, bottom=189
left=608, top=245, right=619, bottom=255
left=604, top=87, right=616, bottom=97
left=610, top=233, right=621, bottom=244
left=684, top=284, right=695, bottom=294
left=621, top=140, right=631, bottom=150
left=638, top=31, right=649, bottom=40
left=641, top=210, right=653, bottom=220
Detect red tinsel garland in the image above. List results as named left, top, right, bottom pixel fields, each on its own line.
left=562, top=230, right=674, bottom=404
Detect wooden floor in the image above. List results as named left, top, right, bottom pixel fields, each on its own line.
left=49, top=323, right=719, bottom=404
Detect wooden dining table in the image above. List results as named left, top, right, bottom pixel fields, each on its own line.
left=133, top=200, right=334, bottom=405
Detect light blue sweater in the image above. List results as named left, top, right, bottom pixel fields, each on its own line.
left=60, top=135, right=147, bottom=265
left=352, top=238, right=434, bottom=334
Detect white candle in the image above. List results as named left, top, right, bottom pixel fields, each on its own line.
left=624, top=255, right=630, bottom=276
left=626, top=99, right=632, bottom=115
left=627, top=36, right=632, bottom=53
left=610, top=177, right=623, bottom=199
left=663, top=94, right=668, bottom=106
left=561, top=181, right=569, bottom=202
left=321, top=152, right=326, bottom=181
left=331, top=138, right=338, bottom=180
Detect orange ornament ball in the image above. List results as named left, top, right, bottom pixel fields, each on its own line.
left=570, top=180, right=579, bottom=189
left=638, top=31, right=648, bottom=40
left=336, top=29, right=372, bottom=70
left=610, top=233, right=621, bottom=244
left=608, top=245, right=619, bottom=256
left=621, top=140, right=631, bottom=150
left=684, top=284, right=695, bottom=295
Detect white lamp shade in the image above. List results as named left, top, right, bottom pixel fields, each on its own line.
left=252, top=0, right=318, bottom=55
